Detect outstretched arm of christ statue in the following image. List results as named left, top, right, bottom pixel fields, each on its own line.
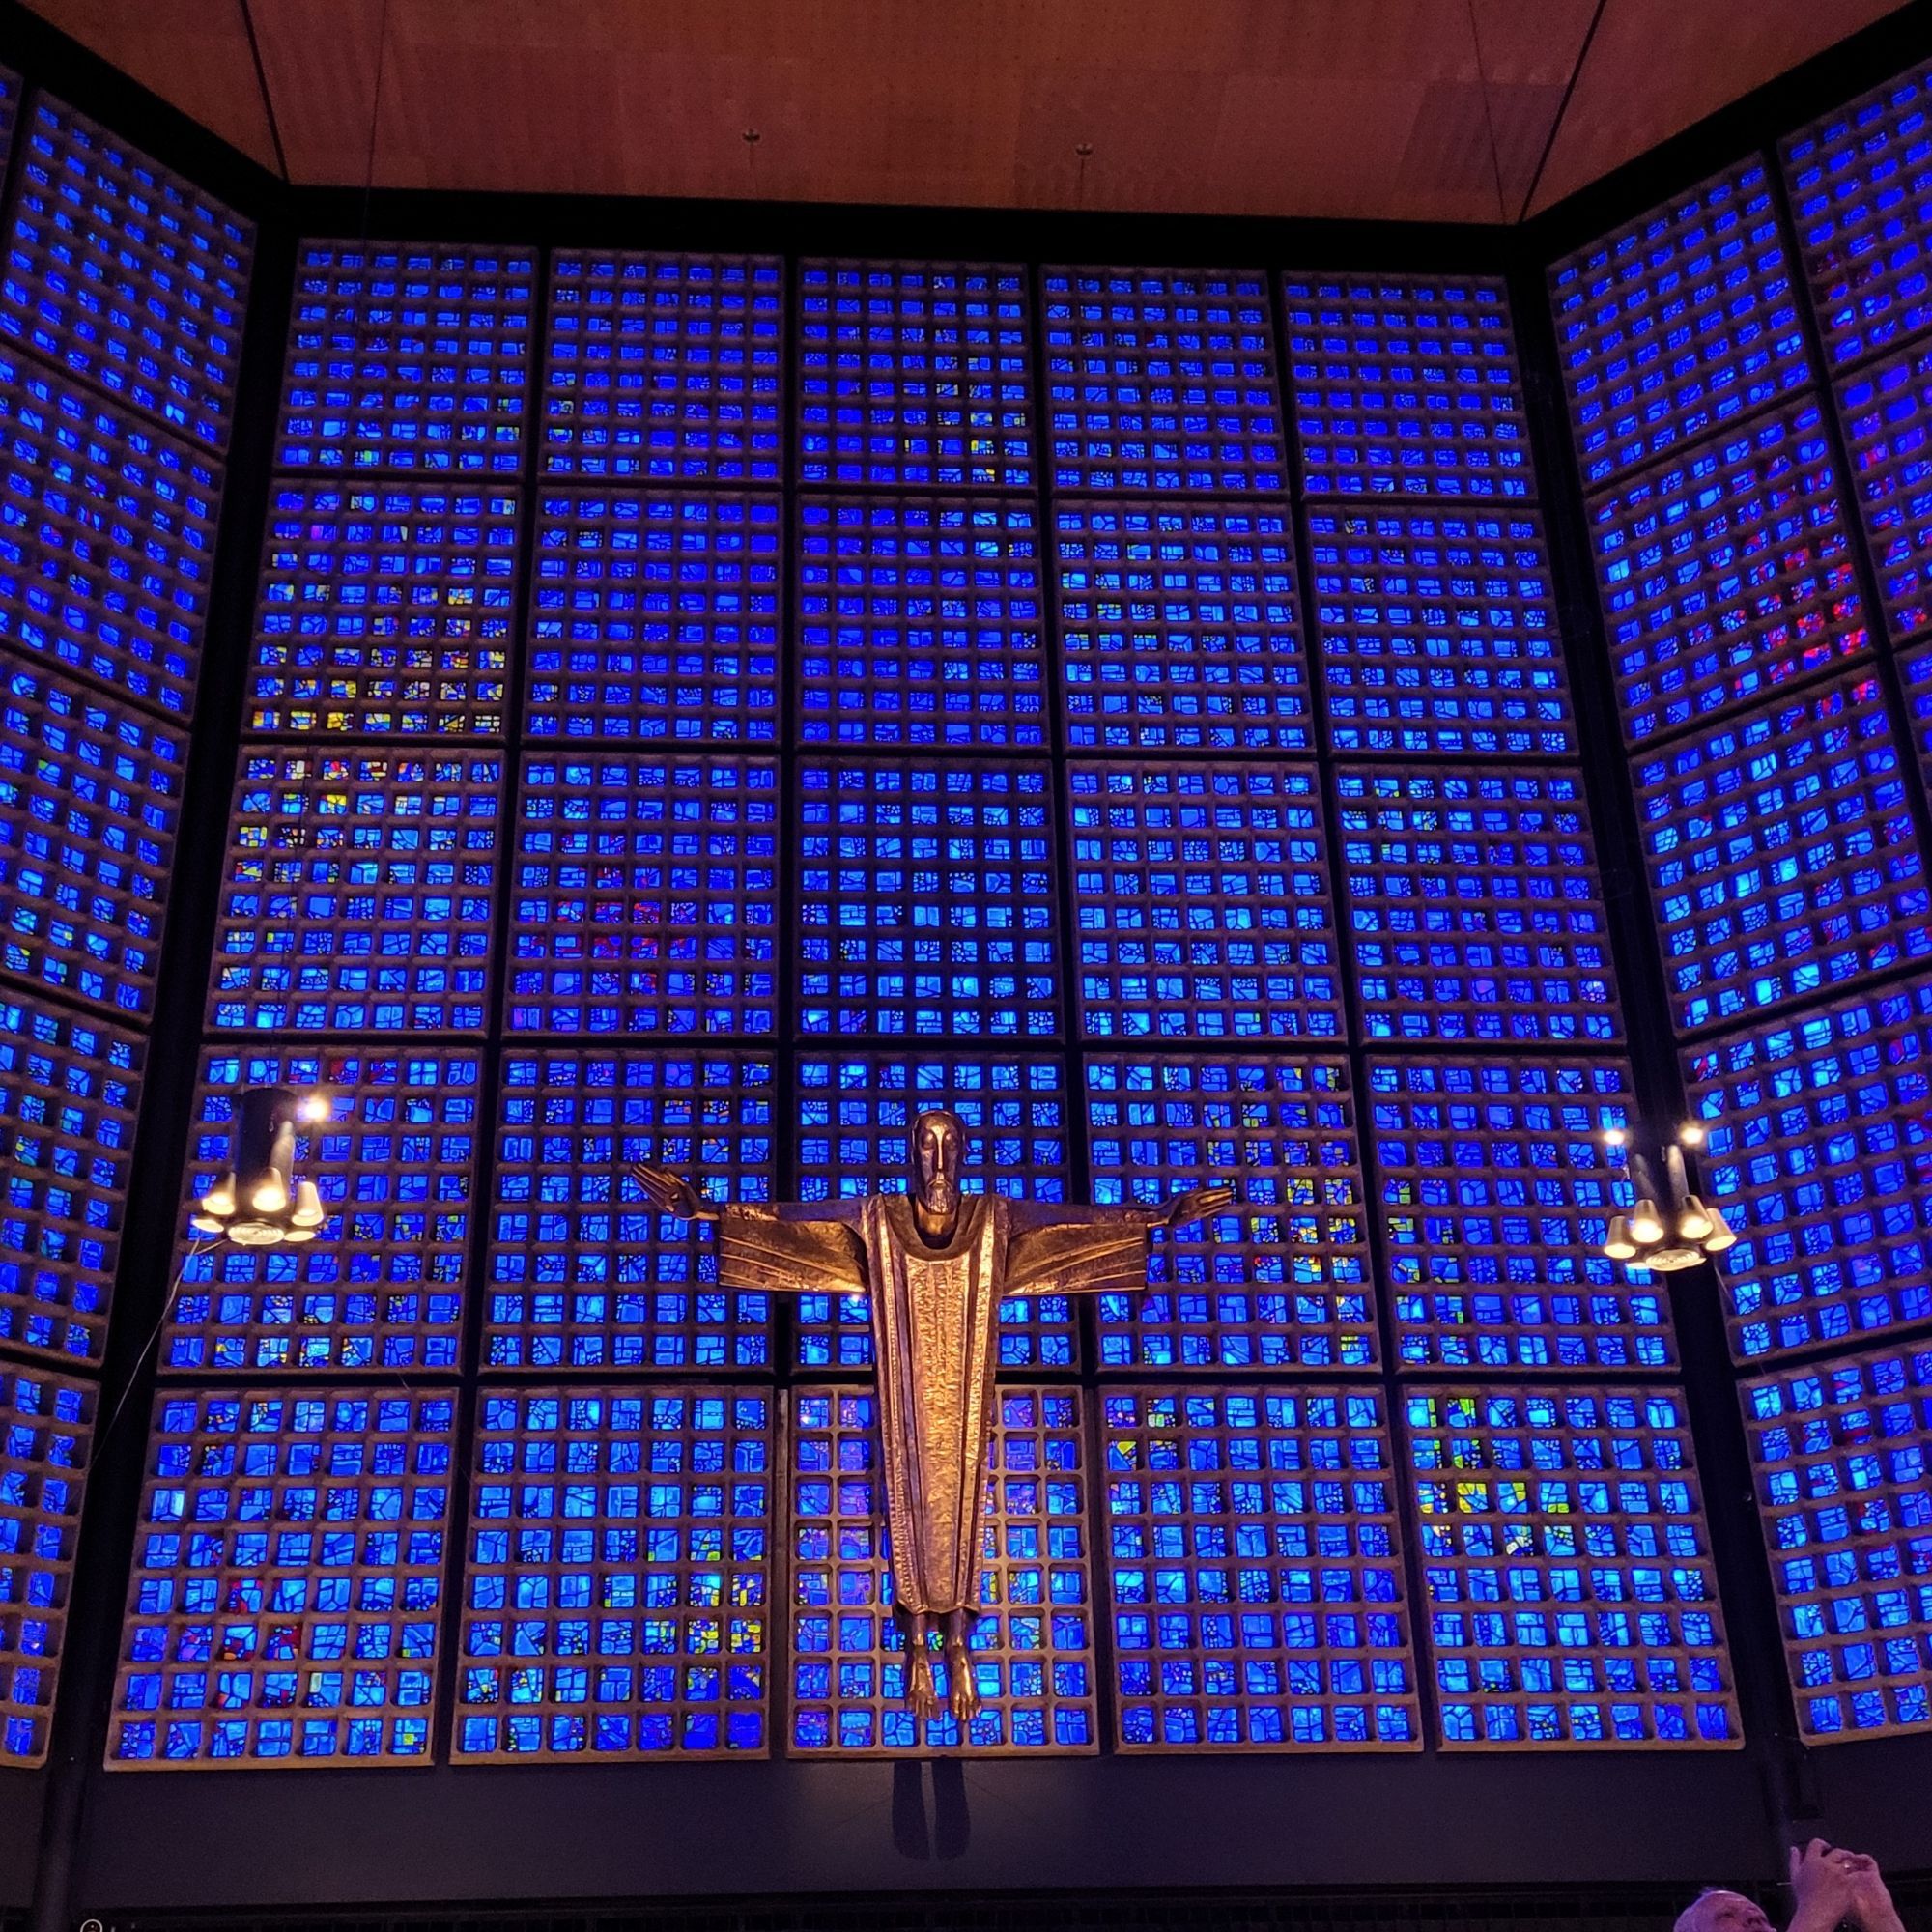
left=630, top=1161, right=869, bottom=1297
left=1000, top=1182, right=1237, bottom=1299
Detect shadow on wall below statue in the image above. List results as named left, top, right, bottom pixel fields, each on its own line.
left=894, top=1759, right=971, bottom=1860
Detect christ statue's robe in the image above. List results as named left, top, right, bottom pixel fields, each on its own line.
left=717, top=1193, right=1149, bottom=1616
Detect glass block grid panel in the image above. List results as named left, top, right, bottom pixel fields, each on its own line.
left=0, top=1362, right=90, bottom=1765
left=278, top=242, right=534, bottom=474
left=1054, top=500, right=1313, bottom=753
left=456, top=1387, right=774, bottom=1759
left=0, top=95, right=253, bottom=450
left=1587, top=398, right=1869, bottom=746
left=526, top=491, right=780, bottom=744
left=0, top=989, right=142, bottom=1367
left=209, top=748, right=503, bottom=1034
left=0, top=344, right=220, bottom=720
left=1403, top=1384, right=1741, bottom=1748
left=799, top=261, right=1032, bottom=490
left=1740, top=1337, right=1932, bottom=1741
left=1685, top=975, right=1932, bottom=1364
left=543, top=252, right=781, bottom=483
left=789, top=1385, right=1097, bottom=1754
left=1365, top=1057, right=1668, bottom=1373
left=792, top=1053, right=1074, bottom=1372
left=1836, top=340, right=1932, bottom=645
left=1634, top=671, right=1931, bottom=1034
left=1782, top=62, right=1932, bottom=368
left=1084, top=1054, right=1373, bottom=1372
left=166, top=1044, right=482, bottom=1375
left=1042, top=268, right=1284, bottom=493
left=799, top=758, right=1056, bottom=1039
left=484, top=1049, right=774, bottom=1371
left=798, top=497, right=1044, bottom=750
left=1307, top=506, right=1574, bottom=760
left=1336, top=767, right=1620, bottom=1046
left=109, top=1386, right=455, bottom=1768
left=507, top=754, right=778, bottom=1037
left=247, top=481, right=518, bottom=740
left=0, top=67, right=17, bottom=164
left=1283, top=274, right=1530, bottom=500
left=1550, top=159, right=1811, bottom=490
left=1100, top=1385, right=1418, bottom=1750
left=0, top=660, right=183, bottom=1018
left=1068, top=761, right=1339, bottom=1041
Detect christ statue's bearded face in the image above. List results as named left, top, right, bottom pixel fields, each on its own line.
left=911, top=1108, right=966, bottom=1226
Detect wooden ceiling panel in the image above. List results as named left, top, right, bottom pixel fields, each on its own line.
left=19, top=0, right=279, bottom=171
left=1527, top=0, right=1908, bottom=215
left=15, top=0, right=1913, bottom=222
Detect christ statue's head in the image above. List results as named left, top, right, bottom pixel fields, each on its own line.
left=910, top=1108, right=967, bottom=1231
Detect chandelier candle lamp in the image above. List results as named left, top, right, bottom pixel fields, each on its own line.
left=1601, top=1121, right=1737, bottom=1273
left=188, top=1085, right=331, bottom=1248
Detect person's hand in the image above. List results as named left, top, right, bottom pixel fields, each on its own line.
left=1163, top=1182, right=1237, bottom=1227
left=1839, top=1851, right=1905, bottom=1932
left=1787, top=1841, right=1866, bottom=1932
left=629, top=1161, right=720, bottom=1224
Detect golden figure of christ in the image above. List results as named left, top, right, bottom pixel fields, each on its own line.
left=633, top=1108, right=1234, bottom=1727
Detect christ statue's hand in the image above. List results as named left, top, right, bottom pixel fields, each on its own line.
left=1162, top=1182, right=1237, bottom=1227
left=629, top=1161, right=722, bottom=1224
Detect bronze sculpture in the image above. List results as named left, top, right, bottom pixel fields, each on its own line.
left=633, top=1107, right=1233, bottom=1726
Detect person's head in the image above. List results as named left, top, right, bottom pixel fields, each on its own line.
left=1674, top=1890, right=1774, bottom=1932
left=909, top=1109, right=967, bottom=1226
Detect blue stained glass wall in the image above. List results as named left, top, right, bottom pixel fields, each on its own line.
left=0, top=82, right=251, bottom=1768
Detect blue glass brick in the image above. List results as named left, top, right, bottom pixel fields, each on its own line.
left=1284, top=274, right=1530, bottom=500
left=248, top=481, right=516, bottom=738
left=1101, top=1386, right=1417, bottom=1750
left=0, top=989, right=141, bottom=1367
left=1633, top=672, right=1930, bottom=1033
left=0, top=96, right=252, bottom=450
left=1366, top=1057, right=1662, bottom=1372
left=0, top=345, right=219, bottom=719
left=209, top=749, right=502, bottom=1033
left=527, top=491, right=779, bottom=743
left=278, top=242, right=533, bottom=473
left=1687, top=976, right=1932, bottom=1363
left=1838, top=340, right=1932, bottom=644
left=1551, top=159, right=1810, bottom=488
left=457, top=1387, right=773, bottom=1758
left=508, top=754, right=778, bottom=1036
left=485, top=1050, right=774, bottom=1370
left=799, top=496, right=1042, bottom=750
left=1055, top=501, right=1311, bottom=753
left=1405, top=1385, right=1739, bottom=1747
left=1043, top=268, right=1283, bottom=492
left=545, top=252, right=781, bottom=483
left=1741, top=1338, right=1932, bottom=1741
left=0, top=661, right=183, bottom=1017
left=799, top=261, right=1032, bottom=489
left=110, top=1388, right=453, bottom=1768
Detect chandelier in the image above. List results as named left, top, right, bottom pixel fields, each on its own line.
left=1601, top=1122, right=1736, bottom=1273
left=189, top=1084, right=331, bottom=1247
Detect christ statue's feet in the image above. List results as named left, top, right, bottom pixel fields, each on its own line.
left=944, top=1636, right=981, bottom=1724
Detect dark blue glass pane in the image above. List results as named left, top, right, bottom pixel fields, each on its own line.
left=527, top=491, right=779, bottom=744
left=1043, top=268, right=1283, bottom=492
left=1056, top=500, right=1311, bottom=754
left=544, top=252, right=781, bottom=484
left=799, top=497, right=1043, bottom=749
left=1687, top=975, right=1932, bottom=1362
left=279, top=242, right=533, bottom=474
left=1309, top=507, right=1572, bottom=759
left=249, top=481, right=517, bottom=738
left=0, top=96, right=252, bottom=450
left=799, top=261, right=1032, bottom=489
left=485, top=1050, right=774, bottom=1371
